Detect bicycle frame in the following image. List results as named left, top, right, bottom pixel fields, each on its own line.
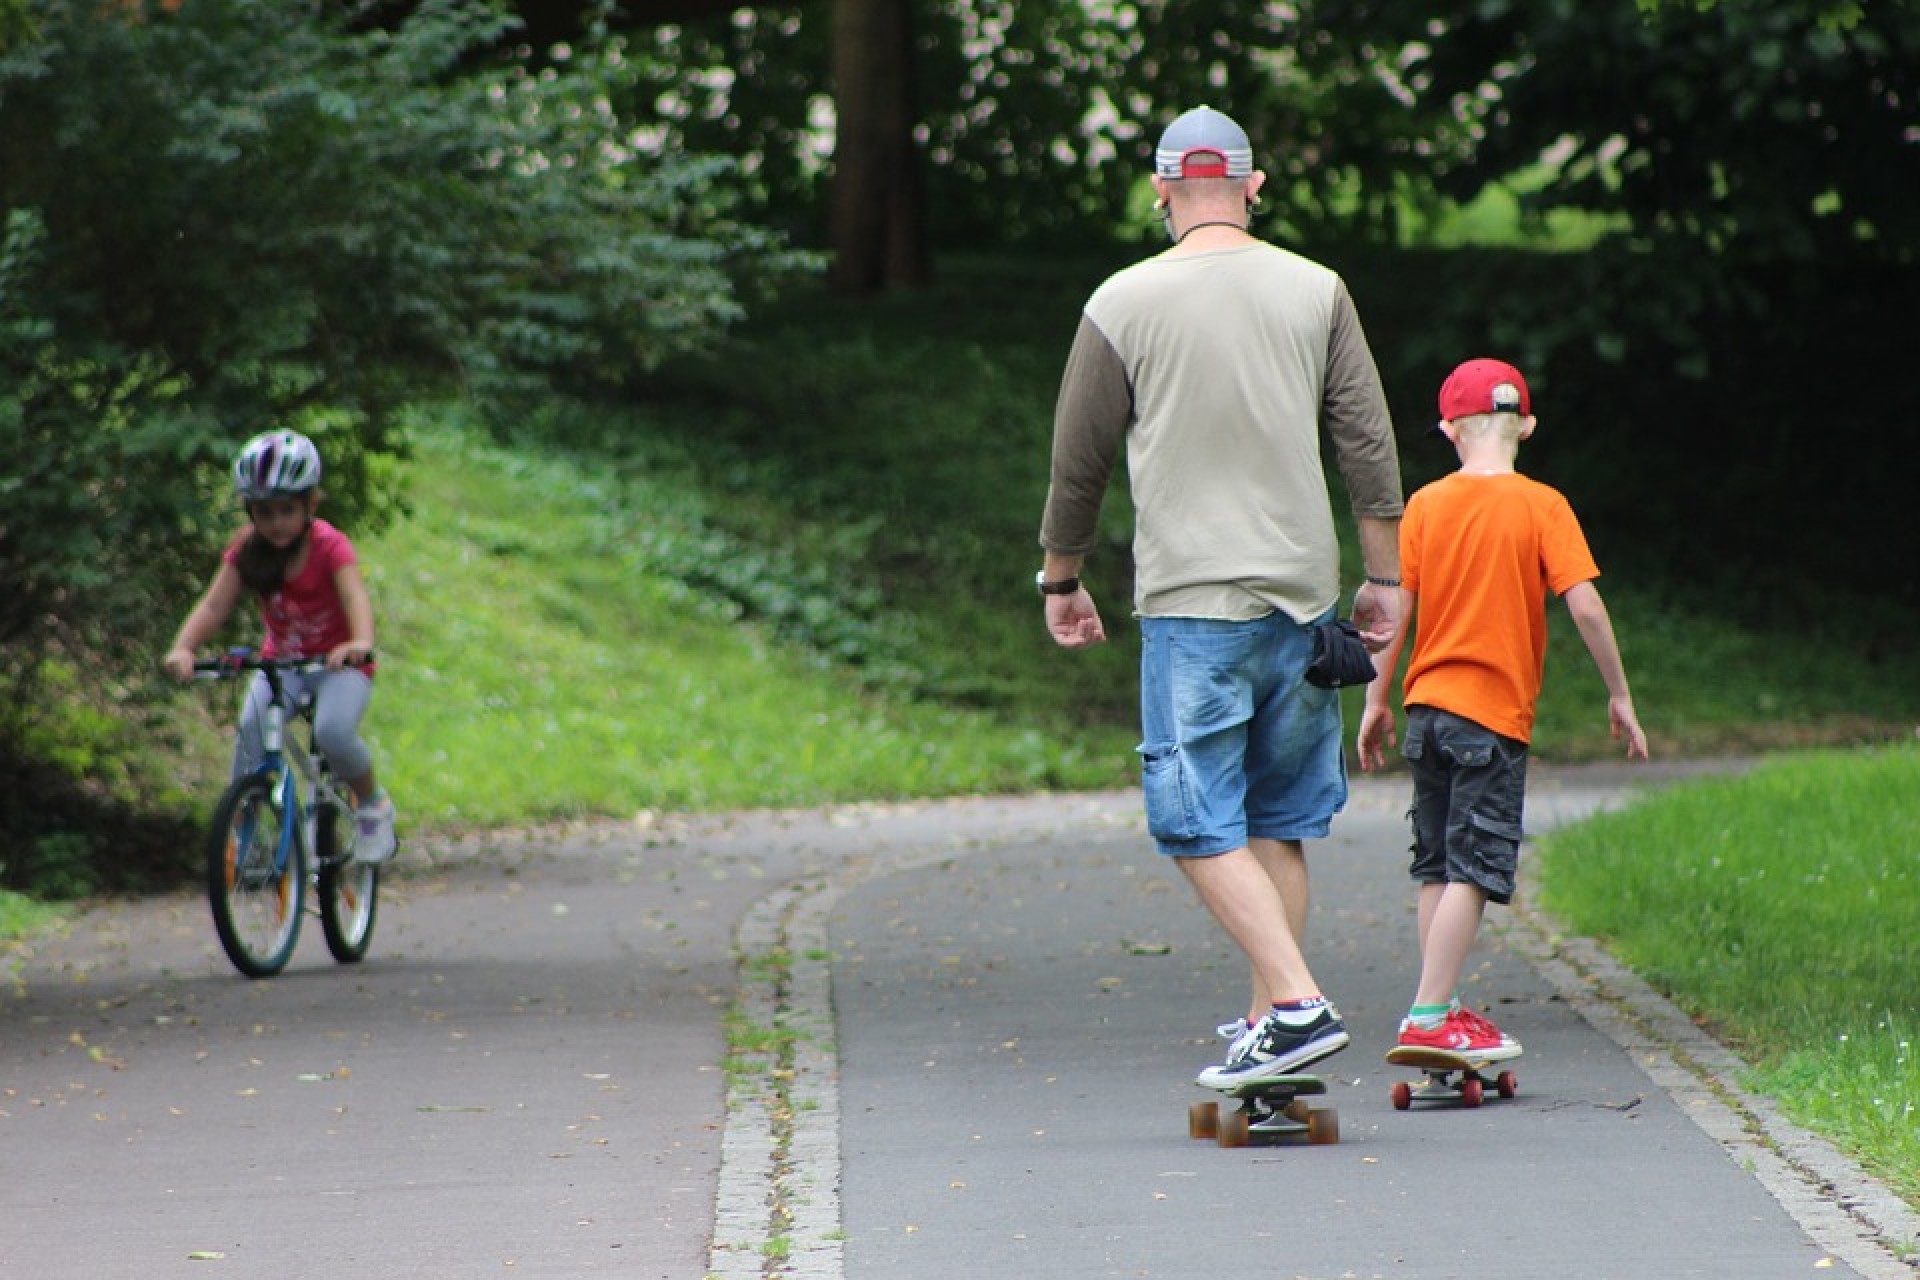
left=248, top=663, right=354, bottom=871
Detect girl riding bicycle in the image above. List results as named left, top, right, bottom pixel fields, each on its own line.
left=162, top=429, right=399, bottom=865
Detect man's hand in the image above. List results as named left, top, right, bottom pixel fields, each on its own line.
left=1351, top=580, right=1401, bottom=652
left=1045, top=590, right=1107, bottom=649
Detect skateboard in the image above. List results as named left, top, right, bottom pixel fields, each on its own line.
left=1385, top=1045, right=1521, bottom=1110
left=1188, top=1074, right=1340, bottom=1148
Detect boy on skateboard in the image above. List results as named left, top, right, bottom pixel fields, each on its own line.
left=1357, top=358, right=1648, bottom=1057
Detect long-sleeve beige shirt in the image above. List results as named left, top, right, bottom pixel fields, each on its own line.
left=1039, top=242, right=1403, bottom=622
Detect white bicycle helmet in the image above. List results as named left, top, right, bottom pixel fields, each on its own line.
left=232, top=429, right=322, bottom=501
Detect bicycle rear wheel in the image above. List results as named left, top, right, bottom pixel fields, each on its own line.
left=316, top=798, right=378, bottom=963
left=206, top=773, right=305, bottom=978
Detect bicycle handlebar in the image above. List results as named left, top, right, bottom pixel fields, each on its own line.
left=190, top=649, right=373, bottom=680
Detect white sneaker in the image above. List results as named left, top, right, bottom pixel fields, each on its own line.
left=354, top=794, right=398, bottom=866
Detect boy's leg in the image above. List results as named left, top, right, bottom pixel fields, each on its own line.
left=229, top=673, right=274, bottom=779
left=1412, top=882, right=1490, bottom=1008
left=310, top=668, right=376, bottom=802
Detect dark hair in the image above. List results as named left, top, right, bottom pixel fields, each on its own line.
left=234, top=526, right=308, bottom=596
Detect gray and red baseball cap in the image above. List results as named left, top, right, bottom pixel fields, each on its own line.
left=1155, top=106, right=1254, bottom=180
left=1438, top=358, right=1532, bottom=421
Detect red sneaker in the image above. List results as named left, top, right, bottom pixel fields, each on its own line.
left=1397, top=1009, right=1520, bottom=1060
left=1454, top=1006, right=1521, bottom=1054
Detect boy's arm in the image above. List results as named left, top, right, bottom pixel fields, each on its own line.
left=1356, top=586, right=1414, bottom=772
left=329, top=562, right=378, bottom=668
left=1561, top=580, right=1649, bottom=760
left=162, top=562, right=244, bottom=681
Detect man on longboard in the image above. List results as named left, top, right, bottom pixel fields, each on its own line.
left=1037, top=105, right=1405, bottom=1090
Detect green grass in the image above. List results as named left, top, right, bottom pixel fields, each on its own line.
left=357, top=422, right=1130, bottom=829
left=1538, top=744, right=1920, bottom=1208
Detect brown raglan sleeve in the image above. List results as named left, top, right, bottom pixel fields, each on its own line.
left=1322, top=279, right=1404, bottom=520
left=1038, top=313, right=1132, bottom=556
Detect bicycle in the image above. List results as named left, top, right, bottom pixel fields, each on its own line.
left=192, top=649, right=381, bottom=978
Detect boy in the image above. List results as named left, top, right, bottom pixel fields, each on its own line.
left=1356, top=358, right=1648, bottom=1055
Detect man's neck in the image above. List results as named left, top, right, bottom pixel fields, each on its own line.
left=1166, top=215, right=1253, bottom=254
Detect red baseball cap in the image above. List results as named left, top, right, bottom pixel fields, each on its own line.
left=1438, top=358, right=1532, bottom=422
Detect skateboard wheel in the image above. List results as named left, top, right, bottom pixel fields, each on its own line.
left=1496, top=1070, right=1518, bottom=1099
left=1390, top=1080, right=1412, bottom=1111
left=1307, top=1108, right=1339, bottom=1145
left=1460, top=1076, right=1484, bottom=1108
left=1282, top=1098, right=1311, bottom=1124
left=1218, top=1112, right=1251, bottom=1148
left=1189, top=1100, right=1220, bottom=1140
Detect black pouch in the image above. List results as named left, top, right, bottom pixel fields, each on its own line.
left=1304, top=618, right=1376, bottom=689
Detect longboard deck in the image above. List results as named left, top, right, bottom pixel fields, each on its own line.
left=1386, top=1045, right=1522, bottom=1073
left=1206, top=1072, right=1328, bottom=1101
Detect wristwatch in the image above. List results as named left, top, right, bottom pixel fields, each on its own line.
left=1035, top=570, right=1081, bottom=596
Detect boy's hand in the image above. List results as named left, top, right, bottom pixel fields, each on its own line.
left=1356, top=703, right=1396, bottom=772
left=328, top=642, right=374, bottom=670
left=1610, top=694, right=1649, bottom=760
left=161, top=647, right=195, bottom=683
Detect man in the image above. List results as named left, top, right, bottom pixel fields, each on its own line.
left=1037, top=105, right=1404, bottom=1086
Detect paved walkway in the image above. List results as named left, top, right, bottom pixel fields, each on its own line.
left=1, top=769, right=1914, bottom=1278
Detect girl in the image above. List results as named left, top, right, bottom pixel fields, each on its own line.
left=163, top=429, right=398, bottom=865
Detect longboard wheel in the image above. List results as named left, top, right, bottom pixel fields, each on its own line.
left=1390, top=1080, right=1413, bottom=1111
left=1282, top=1098, right=1311, bottom=1124
left=1189, top=1100, right=1220, bottom=1140
left=1307, top=1107, right=1339, bottom=1145
left=1217, top=1111, right=1251, bottom=1148
left=1460, top=1076, right=1484, bottom=1108
left=1496, top=1070, right=1518, bottom=1099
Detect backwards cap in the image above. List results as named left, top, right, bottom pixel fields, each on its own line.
left=1154, top=106, right=1254, bottom=180
left=1438, top=358, right=1532, bottom=422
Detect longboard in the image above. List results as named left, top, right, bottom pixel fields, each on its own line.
left=1189, top=1073, right=1339, bottom=1147
left=1386, top=1045, right=1521, bottom=1110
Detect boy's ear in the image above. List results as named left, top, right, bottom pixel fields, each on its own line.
left=1518, top=415, right=1538, bottom=440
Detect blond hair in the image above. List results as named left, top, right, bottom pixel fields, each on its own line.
left=1452, top=411, right=1528, bottom=443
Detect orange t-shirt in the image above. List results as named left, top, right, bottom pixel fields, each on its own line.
left=1400, top=472, right=1599, bottom=742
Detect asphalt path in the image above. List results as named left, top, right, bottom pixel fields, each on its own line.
left=2, top=769, right=1915, bottom=1279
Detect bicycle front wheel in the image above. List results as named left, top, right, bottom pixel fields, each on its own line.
left=206, top=773, right=305, bottom=978
left=316, top=799, right=378, bottom=964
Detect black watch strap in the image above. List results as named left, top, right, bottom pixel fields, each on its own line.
left=1035, top=571, right=1081, bottom=596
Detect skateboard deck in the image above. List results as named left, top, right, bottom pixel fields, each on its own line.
left=1386, top=1045, right=1522, bottom=1110
left=1188, top=1073, right=1339, bottom=1147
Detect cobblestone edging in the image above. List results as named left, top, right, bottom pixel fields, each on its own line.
left=1497, top=897, right=1920, bottom=1277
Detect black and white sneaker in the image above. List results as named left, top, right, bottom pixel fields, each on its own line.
left=1195, top=1003, right=1350, bottom=1089
left=1215, top=1016, right=1259, bottom=1066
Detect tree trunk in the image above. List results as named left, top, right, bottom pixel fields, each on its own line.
left=827, top=0, right=929, bottom=295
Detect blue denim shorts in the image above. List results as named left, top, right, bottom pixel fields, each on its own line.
left=1402, top=705, right=1529, bottom=904
left=1137, top=611, right=1348, bottom=857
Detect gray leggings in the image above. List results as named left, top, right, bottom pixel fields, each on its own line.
left=232, top=667, right=375, bottom=784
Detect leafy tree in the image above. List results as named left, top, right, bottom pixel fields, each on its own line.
left=0, top=0, right=812, bottom=664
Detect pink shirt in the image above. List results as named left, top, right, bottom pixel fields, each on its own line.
left=224, top=519, right=373, bottom=673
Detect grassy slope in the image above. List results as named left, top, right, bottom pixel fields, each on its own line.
left=361, top=427, right=1129, bottom=830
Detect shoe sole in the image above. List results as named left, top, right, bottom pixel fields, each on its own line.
left=1196, top=1030, right=1351, bottom=1088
